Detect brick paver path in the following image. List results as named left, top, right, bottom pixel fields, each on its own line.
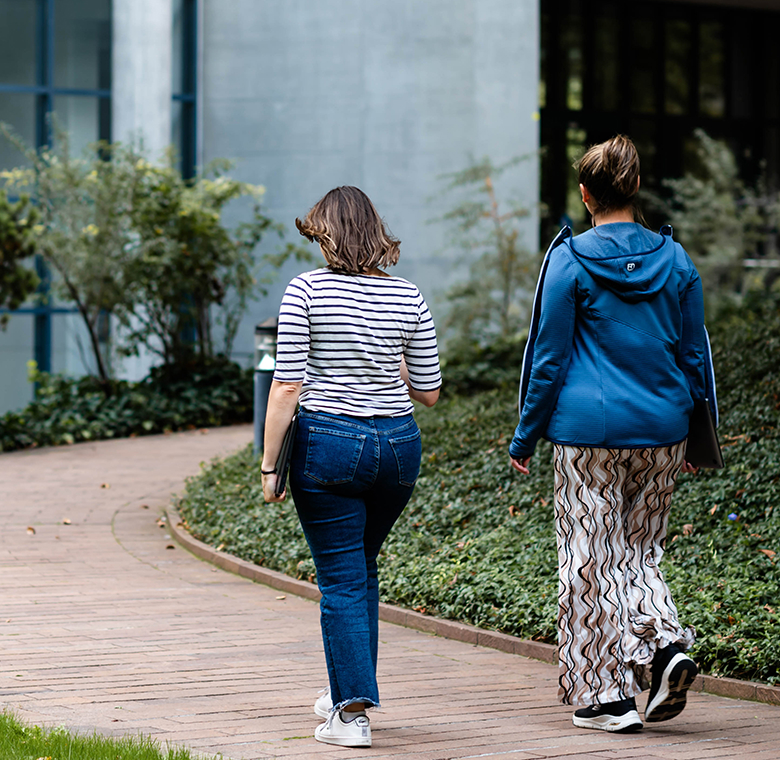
left=1, top=426, right=778, bottom=759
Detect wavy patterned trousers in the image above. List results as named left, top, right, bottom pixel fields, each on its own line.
left=554, top=443, right=695, bottom=706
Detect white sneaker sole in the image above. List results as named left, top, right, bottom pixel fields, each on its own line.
left=314, top=701, right=330, bottom=719
left=314, top=723, right=371, bottom=747
left=645, top=652, right=698, bottom=722
left=572, top=709, right=643, bottom=733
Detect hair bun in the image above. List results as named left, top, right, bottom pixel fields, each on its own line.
left=579, top=135, right=640, bottom=214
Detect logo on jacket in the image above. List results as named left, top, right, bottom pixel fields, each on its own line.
left=626, top=262, right=636, bottom=272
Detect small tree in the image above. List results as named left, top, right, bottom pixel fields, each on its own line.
left=1, top=128, right=139, bottom=384
left=434, top=156, right=538, bottom=350
left=0, top=190, right=40, bottom=327
left=2, top=124, right=311, bottom=381
left=122, top=158, right=311, bottom=366
left=645, top=128, right=779, bottom=296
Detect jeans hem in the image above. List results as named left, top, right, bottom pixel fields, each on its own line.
left=333, top=697, right=380, bottom=712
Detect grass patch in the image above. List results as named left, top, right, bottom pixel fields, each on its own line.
left=0, top=712, right=217, bottom=760
left=177, top=295, right=780, bottom=685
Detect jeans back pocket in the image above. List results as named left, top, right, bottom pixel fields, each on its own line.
left=388, top=429, right=422, bottom=487
left=304, top=426, right=367, bottom=485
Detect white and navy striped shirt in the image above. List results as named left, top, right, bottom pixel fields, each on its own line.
left=274, top=268, right=441, bottom=416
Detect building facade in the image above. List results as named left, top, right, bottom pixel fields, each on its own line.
left=1, top=0, right=778, bottom=414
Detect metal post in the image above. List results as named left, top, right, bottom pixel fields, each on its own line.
left=253, top=317, right=278, bottom=457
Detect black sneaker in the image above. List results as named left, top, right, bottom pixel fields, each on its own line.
left=645, top=644, right=698, bottom=722
left=572, top=697, right=643, bottom=733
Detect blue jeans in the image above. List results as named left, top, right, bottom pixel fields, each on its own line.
left=289, top=409, right=422, bottom=711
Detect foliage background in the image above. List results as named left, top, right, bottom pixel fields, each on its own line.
left=177, top=292, right=780, bottom=686
left=0, top=128, right=310, bottom=383
left=0, top=358, right=252, bottom=453
left=0, top=191, right=39, bottom=326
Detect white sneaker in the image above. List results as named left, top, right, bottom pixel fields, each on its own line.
left=315, top=710, right=371, bottom=748
left=314, top=688, right=332, bottom=719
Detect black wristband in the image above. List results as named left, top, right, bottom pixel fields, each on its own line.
left=261, top=468, right=277, bottom=475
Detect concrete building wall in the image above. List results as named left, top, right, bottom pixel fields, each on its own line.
left=112, top=0, right=173, bottom=155
left=200, top=0, right=540, bottom=362
left=0, top=0, right=540, bottom=414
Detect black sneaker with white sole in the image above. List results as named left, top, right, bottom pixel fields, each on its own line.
left=645, top=644, right=698, bottom=722
left=572, top=697, right=643, bottom=733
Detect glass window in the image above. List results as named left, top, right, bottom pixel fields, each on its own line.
left=631, top=15, right=656, bottom=115
left=54, top=0, right=111, bottom=90
left=665, top=19, right=691, bottom=116
left=629, top=119, right=658, bottom=187
left=0, top=92, right=36, bottom=169
left=539, top=10, right=548, bottom=109
left=565, top=126, right=587, bottom=228
left=52, top=95, right=100, bottom=154
left=764, top=21, right=780, bottom=121
left=563, top=14, right=583, bottom=111
left=0, top=0, right=38, bottom=86
left=594, top=10, right=619, bottom=112
left=699, top=21, right=725, bottom=118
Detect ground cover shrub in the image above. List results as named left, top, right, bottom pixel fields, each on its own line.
left=0, top=711, right=212, bottom=760
left=176, top=293, right=780, bottom=685
left=0, top=358, right=252, bottom=452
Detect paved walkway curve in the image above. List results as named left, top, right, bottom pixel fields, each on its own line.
left=1, top=426, right=778, bottom=760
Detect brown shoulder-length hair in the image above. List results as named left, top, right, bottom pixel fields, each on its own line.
left=576, top=135, right=643, bottom=221
left=295, top=186, right=400, bottom=274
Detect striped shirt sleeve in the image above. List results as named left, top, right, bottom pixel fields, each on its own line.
left=404, top=296, right=442, bottom=391
left=273, top=276, right=312, bottom=383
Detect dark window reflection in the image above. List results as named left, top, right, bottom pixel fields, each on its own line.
left=540, top=0, right=780, bottom=242
left=563, top=10, right=583, bottom=111
left=665, top=19, right=691, bottom=116
left=631, top=14, right=656, bottom=115
left=699, top=20, right=724, bottom=119
left=594, top=10, right=618, bottom=112
left=0, top=0, right=37, bottom=86
left=566, top=126, right=587, bottom=226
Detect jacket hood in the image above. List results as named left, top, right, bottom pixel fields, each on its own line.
left=568, top=223, right=674, bottom=303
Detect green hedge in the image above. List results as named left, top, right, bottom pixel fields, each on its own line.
left=177, top=294, right=780, bottom=685
left=0, top=358, right=253, bottom=452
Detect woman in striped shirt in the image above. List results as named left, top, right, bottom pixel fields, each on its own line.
left=262, top=186, right=441, bottom=748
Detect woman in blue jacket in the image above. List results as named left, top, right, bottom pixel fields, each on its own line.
left=510, top=136, right=704, bottom=733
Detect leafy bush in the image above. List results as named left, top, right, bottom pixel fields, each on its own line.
left=432, top=156, right=538, bottom=349
left=643, top=128, right=779, bottom=298
left=440, top=332, right=528, bottom=396
left=0, top=190, right=39, bottom=326
left=0, top=358, right=252, bottom=452
left=176, top=293, right=780, bottom=685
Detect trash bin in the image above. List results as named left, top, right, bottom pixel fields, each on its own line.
left=253, top=317, right=278, bottom=456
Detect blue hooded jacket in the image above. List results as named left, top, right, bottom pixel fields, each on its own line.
left=509, top=222, right=708, bottom=459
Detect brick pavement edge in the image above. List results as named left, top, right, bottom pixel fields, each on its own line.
left=166, top=506, right=780, bottom=708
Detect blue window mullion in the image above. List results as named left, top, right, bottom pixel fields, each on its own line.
left=33, top=0, right=56, bottom=376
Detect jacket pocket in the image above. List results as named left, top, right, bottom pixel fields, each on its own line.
left=304, top=427, right=366, bottom=485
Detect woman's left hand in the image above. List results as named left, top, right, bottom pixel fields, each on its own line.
left=680, top=460, right=699, bottom=474
left=262, top=472, right=286, bottom=503
left=510, top=456, right=532, bottom=475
